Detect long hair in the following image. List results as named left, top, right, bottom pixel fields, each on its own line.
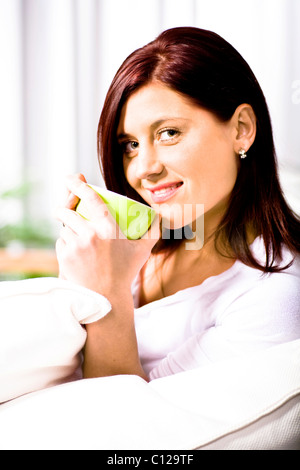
left=97, top=27, right=300, bottom=272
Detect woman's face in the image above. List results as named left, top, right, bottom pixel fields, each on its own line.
left=117, top=82, right=239, bottom=230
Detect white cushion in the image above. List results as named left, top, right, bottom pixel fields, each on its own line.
left=0, top=277, right=111, bottom=403
left=0, top=339, right=299, bottom=450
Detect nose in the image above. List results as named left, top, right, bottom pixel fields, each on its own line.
left=135, top=143, right=164, bottom=180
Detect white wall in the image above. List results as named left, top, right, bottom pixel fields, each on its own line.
left=0, top=0, right=299, bottom=237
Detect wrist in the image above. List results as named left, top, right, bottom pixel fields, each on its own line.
left=99, top=282, right=133, bottom=307
left=108, top=289, right=134, bottom=312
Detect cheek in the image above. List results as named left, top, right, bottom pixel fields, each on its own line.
left=204, top=157, right=239, bottom=208
left=199, top=134, right=238, bottom=181
left=123, top=159, right=135, bottom=187
left=215, top=153, right=239, bottom=187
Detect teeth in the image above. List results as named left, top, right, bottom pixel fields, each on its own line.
left=153, top=184, right=180, bottom=195
left=154, top=188, right=171, bottom=195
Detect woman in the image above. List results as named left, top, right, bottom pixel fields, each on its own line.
left=56, top=27, right=300, bottom=381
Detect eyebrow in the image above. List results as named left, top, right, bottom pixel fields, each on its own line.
left=117, top=117, right=190, bottom=141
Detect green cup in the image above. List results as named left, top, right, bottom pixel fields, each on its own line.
left=76, top=185, right=157, bottom=240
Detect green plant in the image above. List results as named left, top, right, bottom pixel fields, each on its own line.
left=0, top=181, right=57, bottom=280
left=0, top=181, right=56, bottom=249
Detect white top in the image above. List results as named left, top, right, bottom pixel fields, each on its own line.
left=133, top=237, right=300, bottom=380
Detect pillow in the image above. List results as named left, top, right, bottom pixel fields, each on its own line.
left=0, top=277, right=111, bottom=403
left=150, top=339, right=300, bottom=450
left=0, top=339, right=299, bottom=450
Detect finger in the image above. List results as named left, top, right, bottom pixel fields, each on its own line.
left=65, top=178, right=121, bottom=232
left=65, top=192, right=80, bottom=210
left=55, top=207, right=90, bottom=237
left=58, top=224, right=78, bottom=244
left=64, top=173, right=87, bottom=210
left=66, top=178, right=110, bottom=217
left=65, top=175, right=98, bottom=201
left=55, top=205, right=123, bottom=240
left=77, top=173, right=87, bottom=183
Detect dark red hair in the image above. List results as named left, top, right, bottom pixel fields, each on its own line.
left=97, top=27, right=300, bottom=272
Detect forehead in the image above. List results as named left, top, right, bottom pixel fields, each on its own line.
left=117, top=83, right=199, bottom=135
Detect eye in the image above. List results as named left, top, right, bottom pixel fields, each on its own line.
left=121, top=140, right=139, bottom=156
left=158, top=129, right=180, bottom=142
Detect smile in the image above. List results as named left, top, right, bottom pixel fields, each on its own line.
left=147, top=182, right=183, bottom=203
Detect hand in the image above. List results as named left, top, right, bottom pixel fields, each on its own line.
left=55, top=175, right=159, bottom=298
left=63, top=172, right=86, bottom=210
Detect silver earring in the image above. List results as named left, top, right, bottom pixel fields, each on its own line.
left=239, top=149, right=247, bottom=159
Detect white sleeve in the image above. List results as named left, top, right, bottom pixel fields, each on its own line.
left=149, top=270, right=300, bottom=380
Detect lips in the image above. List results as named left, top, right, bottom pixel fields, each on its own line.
left=146, top=181, right=183, bottom=203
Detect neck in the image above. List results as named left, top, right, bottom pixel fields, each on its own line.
left=184, top=199, right=230, bottom=255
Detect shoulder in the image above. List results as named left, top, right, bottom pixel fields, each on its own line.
left=198, top=238, right=299, bottom=312
left=249, top=238, right=300, bottom=295
left=220, top=242, right=300, bottom=328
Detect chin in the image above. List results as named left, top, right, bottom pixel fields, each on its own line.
left=158, top=202, right=204, bottom=231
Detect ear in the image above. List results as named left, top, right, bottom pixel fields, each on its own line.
left=232, top=104, right=256, bottom=154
